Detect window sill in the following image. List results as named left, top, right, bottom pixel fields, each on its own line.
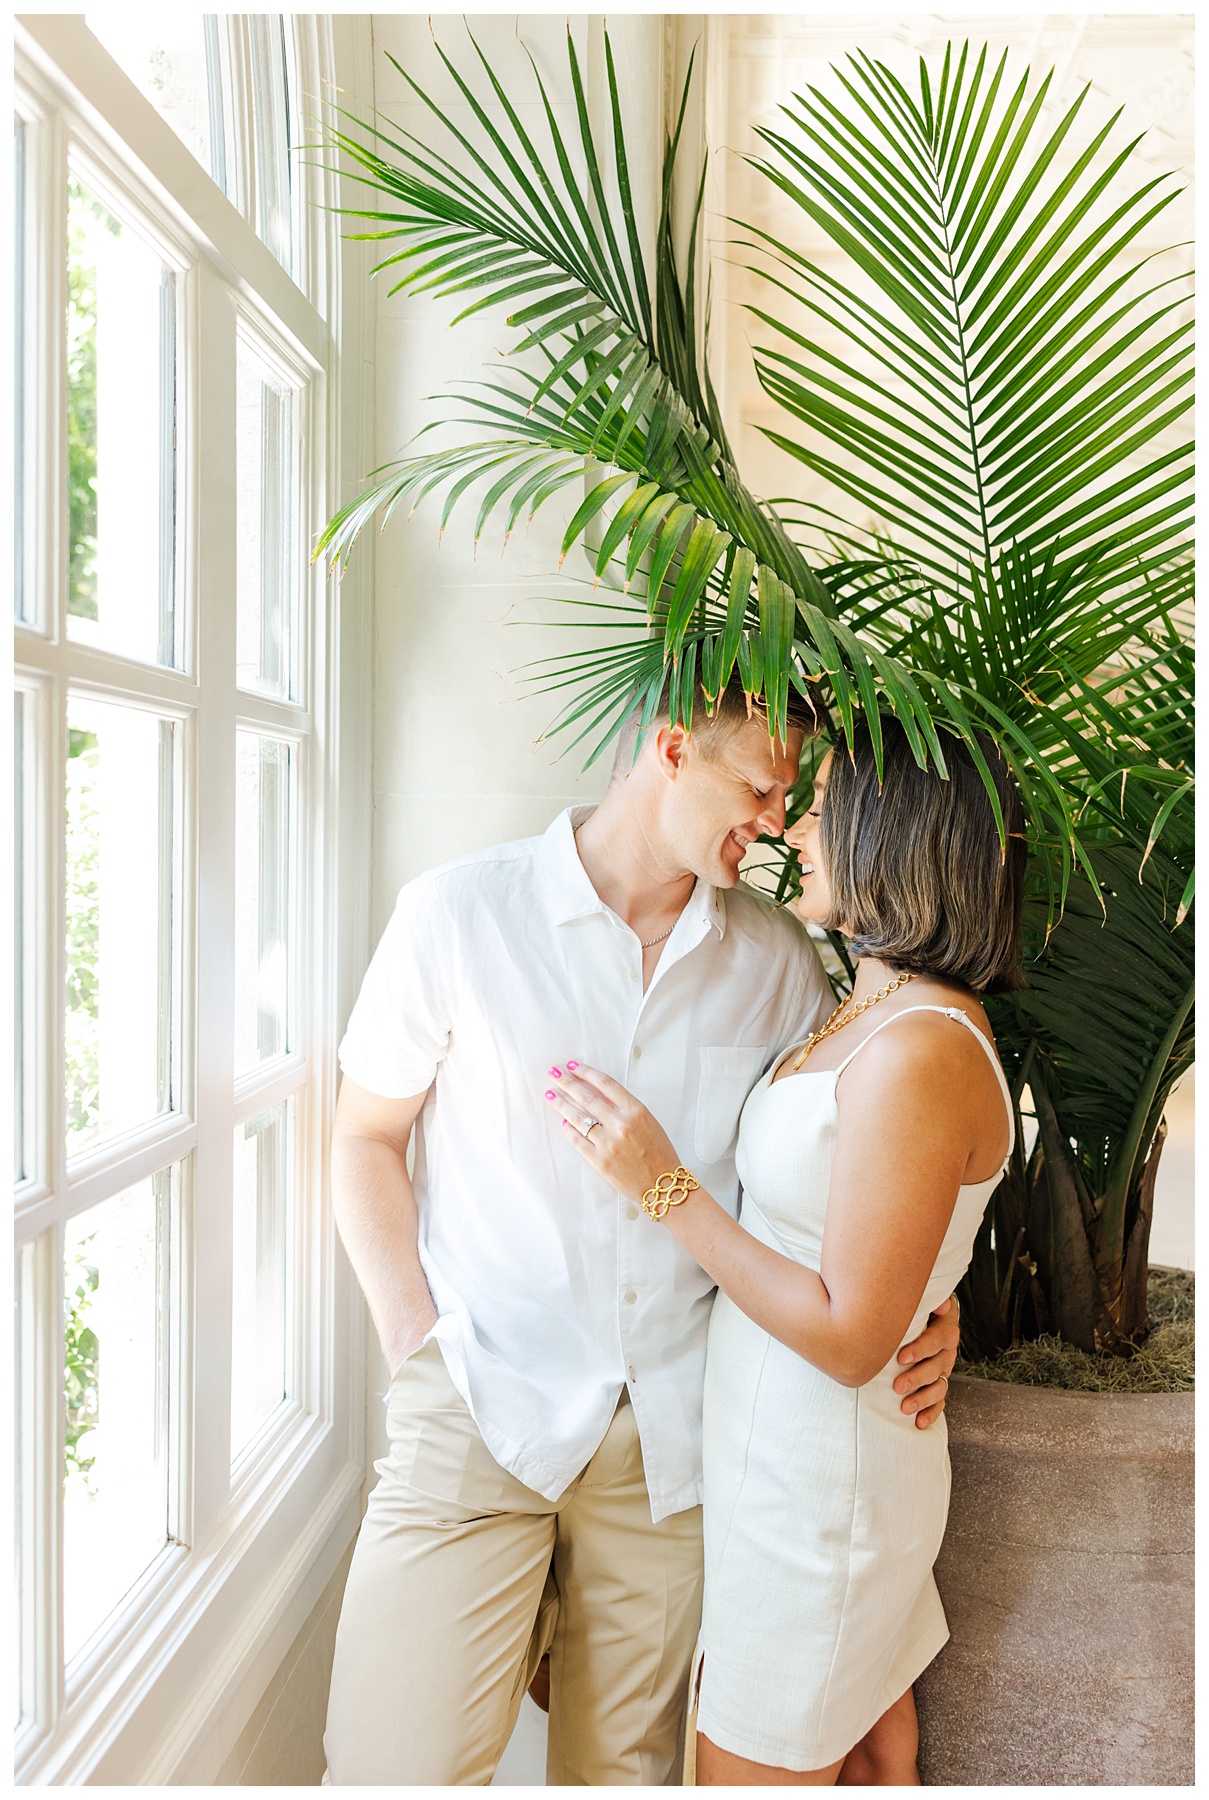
left=16, top=1413, right=363, bottom=1785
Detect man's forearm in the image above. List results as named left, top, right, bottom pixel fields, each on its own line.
left=331, top=1131, right=438, bottom=1375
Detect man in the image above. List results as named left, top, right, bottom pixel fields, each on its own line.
left=323, top=676, right=960, bottom=1785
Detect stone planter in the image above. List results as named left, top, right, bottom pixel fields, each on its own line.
left=916, top=1375, right=1193, bottom=1786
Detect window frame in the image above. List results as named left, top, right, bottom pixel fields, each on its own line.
left=13, top=14, right=373, bottom=1784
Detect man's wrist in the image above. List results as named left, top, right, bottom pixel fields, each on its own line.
left=382, top=1294, right=438, bottom=1375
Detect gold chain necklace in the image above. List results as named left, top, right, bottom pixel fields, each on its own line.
left=791, top=971, right=917, bottom=1072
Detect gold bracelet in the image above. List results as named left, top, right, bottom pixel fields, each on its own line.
left=641, top=1166, right=700, bottom=1220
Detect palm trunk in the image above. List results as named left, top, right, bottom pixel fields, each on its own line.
left=1117, top=1117, right=1167, bottom=1341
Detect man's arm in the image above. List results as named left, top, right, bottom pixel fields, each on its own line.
left=331, top=1075, right=438, bottom=1377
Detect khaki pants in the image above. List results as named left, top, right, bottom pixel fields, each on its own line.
left=324, top=1341, right=704, bottom=1785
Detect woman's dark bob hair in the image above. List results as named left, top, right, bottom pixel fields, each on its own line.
left=820, top=716, right=1027, bottom=994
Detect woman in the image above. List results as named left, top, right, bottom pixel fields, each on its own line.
left=544, top=717, right=1026, bottom=1785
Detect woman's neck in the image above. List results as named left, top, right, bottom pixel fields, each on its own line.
left=848, top=958, right=904, bottom=1002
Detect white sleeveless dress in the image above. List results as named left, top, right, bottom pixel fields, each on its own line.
left=695, top=1004, right=1015, bottom=1772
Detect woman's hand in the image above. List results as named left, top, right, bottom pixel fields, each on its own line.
left=544, top=1062, right=682, bottom=1205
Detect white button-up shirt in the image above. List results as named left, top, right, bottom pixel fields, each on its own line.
left=338, top=807, right=831, bottom=1519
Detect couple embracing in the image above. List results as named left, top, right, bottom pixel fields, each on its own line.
left=323, top=670, right=1024, bottom=1786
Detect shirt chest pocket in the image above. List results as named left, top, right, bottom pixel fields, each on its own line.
left=694, top=1045, right=769, bottom=1166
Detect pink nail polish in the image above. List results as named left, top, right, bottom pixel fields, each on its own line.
left=548, top=1066, right=562, bottom=1078
left=544, top=1090, right=556, bottom=1101
left=567, top=1060, right=579, bottom=1071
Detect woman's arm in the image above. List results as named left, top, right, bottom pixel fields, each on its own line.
left=549, top=1022, right=983, bottom=1388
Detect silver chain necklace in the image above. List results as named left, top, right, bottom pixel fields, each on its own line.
left=640, top=921, right=676, bottom=949
left=574, top=820, right=679, bottom=951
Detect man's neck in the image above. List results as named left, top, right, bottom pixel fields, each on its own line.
left=572, top=788, right=697, bottom=934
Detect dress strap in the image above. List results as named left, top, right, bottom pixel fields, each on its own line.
left=833, top=1004, right=1016, bottom=1163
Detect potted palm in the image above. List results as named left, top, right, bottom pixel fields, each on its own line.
left=318, top=29, right=1193, bottom=1783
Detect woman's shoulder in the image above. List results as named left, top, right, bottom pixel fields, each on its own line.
left=845, top=988, right=999, bottom=1082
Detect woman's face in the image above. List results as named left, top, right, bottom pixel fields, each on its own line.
left=784, top=750, right=833, bottom=927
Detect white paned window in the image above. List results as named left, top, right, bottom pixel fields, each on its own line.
left=86, top=11, right=299, bottom=276
left=13, top=687, right=33, bottom=1184
left=247, top=15, right=295, bottom=274
left=62, top=1168, right=176, bottom=1663
left=83, top=11, right=218, bottom=181
left=235, top=334, right=298, bottom=698
left=63, top=696, right=179, bottom=1157
left=235, top=731, right=295, bottom=1071
left=14, top=116, right=32, bottom=622
left=231, top=1099, right=293, bottom=1464
left=14, top=14, right=368, bottom=1785
left=64, top=173, right=178, bottom=666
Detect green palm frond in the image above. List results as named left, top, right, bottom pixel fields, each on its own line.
left=316, top=27, right=806, bottom=590
left=314, top=24, right=1035, bottom=778
left=746, top=46, right=1191, bottom=587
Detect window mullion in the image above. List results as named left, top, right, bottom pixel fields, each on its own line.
left=189, top=257, right=238, bottom=1546
left=218, top=17, right=254, bottom=238
left=16, top=1226, right=66, bottom=1749
left=14, top=92, right=70, bottom=1752
left=46, top=668, right=67, bottom=1247
left=158, top=272, right=179, bottom=668
left=20, top=100, right=68, bottom=642
left=286, top=17, right=317, bottom=309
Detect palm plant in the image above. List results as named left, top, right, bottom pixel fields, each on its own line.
left=317, top=30, right=1193, bottom=1359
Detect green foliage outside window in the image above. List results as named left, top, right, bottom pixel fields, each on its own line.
left=65, top=1238, right=100, bottom=1492
left=66, top=728, right=100, bottom=1142
left=66, top=181, right=115, bottom=623
left=64, top=724, right=102, bottom=1492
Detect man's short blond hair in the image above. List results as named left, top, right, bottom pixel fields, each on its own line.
left=610, top=670, right=821, bottom=780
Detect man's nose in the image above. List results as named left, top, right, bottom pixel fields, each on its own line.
left=757, top=791, right=788, bottom=836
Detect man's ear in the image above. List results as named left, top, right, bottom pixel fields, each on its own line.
left=652, top=722, right=691, bottom=781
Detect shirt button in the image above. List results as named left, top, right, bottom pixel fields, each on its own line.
left=632, top=1045, right=643, bottom=1060
left=628, top=967, right=638, bottom=981
left=623, top=1289, right=637, bottom=1305
left=624, top=1204, right=640, bottom=1222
